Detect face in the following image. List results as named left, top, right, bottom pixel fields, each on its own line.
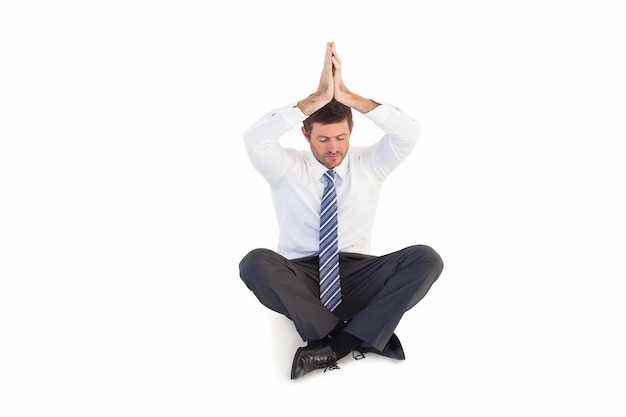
left=302, top=120, right=352, bottom=169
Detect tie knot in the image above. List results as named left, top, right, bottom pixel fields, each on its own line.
left=324, top=170, right=336, bottom=184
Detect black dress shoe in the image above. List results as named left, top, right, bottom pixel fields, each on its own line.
left=357, top=333, right=405, bottom=360
left=291, top=342, right=339, bottom=380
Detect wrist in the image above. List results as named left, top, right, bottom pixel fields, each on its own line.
left=296, top=93, right=329, bottom=116
left=337, top=91, right=379, bottom=114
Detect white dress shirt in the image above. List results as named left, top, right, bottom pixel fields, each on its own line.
left=243, top=102, right=420, bottom=259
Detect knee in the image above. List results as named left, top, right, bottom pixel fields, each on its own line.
left=239, top=248, right=284, bottom=287
left=239, top=248, right=274, bottom=276
left=240, top=248, right=270, bottom=268
left=407, top=245, right=444, bottom=277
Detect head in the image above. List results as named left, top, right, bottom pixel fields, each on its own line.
left=302, top=99, right=353, bottom=169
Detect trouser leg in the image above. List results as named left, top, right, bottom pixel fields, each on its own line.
left=239, top=248, right=340, bottom=342
left=336, top=245, right=444, bottom=351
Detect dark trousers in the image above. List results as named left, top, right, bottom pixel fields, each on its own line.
left=239, top=245, right=443, bottom=352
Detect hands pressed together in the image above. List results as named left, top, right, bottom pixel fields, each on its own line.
left=297, top=42, right=379, bottom=116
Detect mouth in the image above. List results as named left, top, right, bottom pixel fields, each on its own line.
left=324, top=153, right=341, bottom=168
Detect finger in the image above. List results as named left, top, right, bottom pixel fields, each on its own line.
left=332, top=55, right=342, bottom=71
left=327, top=42, right=334, bottom=58
left=330, top=42, right=341, bottom=62
left=324, top=44, right=333, bottom=67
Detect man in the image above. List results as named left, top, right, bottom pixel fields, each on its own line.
left=239, top=42, right=443, bottom=380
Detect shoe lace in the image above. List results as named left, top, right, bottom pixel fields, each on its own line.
left=320, top=355, right=340, bottom=373
left=323, top=361, right=340, bottom=372
left=352, top=348, right=366, bottom=360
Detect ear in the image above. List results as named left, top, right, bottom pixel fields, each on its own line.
left=301, top=126, right=311, bottom=142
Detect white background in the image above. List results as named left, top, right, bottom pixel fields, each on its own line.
left=1, top=1, right=625, bottom=415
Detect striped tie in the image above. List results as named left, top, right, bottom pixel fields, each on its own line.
left=319, top=170, right=341, bottom=311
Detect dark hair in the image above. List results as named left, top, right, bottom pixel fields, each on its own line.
left=302, top=99, right=353, bottom=137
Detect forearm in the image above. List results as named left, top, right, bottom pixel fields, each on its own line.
left=336, top=90, right=381, bottom=114
left=367, top=103, right=420, bottom=145
left=295, top=93, right=331, bottom=116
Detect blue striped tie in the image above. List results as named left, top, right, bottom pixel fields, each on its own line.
left=319, top=170, right=341, bottom=311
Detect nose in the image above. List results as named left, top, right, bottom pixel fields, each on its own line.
left=327, top=139, right=340, bottom=153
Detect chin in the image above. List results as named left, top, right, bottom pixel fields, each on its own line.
left=326, top=158, right=343, bottom=169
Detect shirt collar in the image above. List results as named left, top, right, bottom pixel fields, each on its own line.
left=308, top=151, right=349, bottom=185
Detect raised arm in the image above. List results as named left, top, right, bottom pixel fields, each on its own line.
left=330, top=42, right=380, bottom=114
left=296, top=42, right=335, bottom=116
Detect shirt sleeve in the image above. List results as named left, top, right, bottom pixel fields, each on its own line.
left=362, top=103, right=421, bottom=180
left=243, top=103, right=307, bottom=185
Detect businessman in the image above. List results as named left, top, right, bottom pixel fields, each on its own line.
left=239, top=42, right=443, bottom=379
